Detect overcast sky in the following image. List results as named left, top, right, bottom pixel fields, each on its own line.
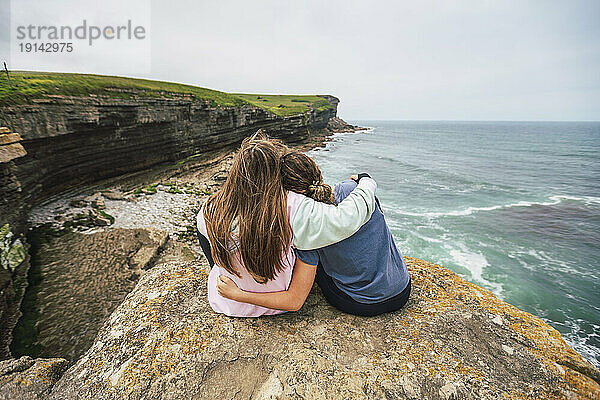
left=2, top=0, right=599, bottom=120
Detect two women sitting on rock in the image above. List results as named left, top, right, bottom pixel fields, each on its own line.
left=196, top=133, right=410, bottom=317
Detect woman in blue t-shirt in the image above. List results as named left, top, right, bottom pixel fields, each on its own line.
left=216, top=151, right=411, bottom=316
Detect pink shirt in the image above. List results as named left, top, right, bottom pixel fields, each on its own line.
left=197, top=191, right=305, bottom=317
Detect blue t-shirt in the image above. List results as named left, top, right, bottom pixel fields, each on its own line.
left=295, top=180, right=410, bottom=304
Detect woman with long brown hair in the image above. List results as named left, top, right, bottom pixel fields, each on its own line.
left=216, top=150, right=411, bottom=317
left=196, top=133, right=378, bottom=317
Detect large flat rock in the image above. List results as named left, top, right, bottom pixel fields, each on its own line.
left=48, top=257, right=599, bottom=399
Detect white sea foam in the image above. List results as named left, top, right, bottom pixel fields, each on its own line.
left=411, top=231, right=445, bottom=243
left=517, top=249, right=593, bottom=278
left=555, top=318, right=600, bottom=370
left=331, top=126, right=375, bottom=137
left=549, top=194, right=600, bottom=205
left=393, top=194, right=600, bottom=218
left=448, top=245, right=504, bottom=297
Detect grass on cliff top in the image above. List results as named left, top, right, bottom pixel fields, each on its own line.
left=234, top=94, right=333, bottom=117
left=0, top=71, right=333, bottom=117
left=0, top=71, right=244, bottom=107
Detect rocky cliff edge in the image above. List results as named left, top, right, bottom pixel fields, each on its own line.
left=2, top=257, right=595, bottom=399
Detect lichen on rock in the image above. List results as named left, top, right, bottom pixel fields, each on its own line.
left=0, top=356, right=68, bottom=399
left=46, top=257, right=599, bottom=400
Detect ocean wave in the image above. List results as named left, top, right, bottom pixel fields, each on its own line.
left=331, top=126, right=375, bottom=137
left=412, top=233, right=445, bottom=244
left=393, top=195, right=600, bottom=218
left=448, top=245, right=504, bottom=296
left=553, top=318, right=600, bottom=370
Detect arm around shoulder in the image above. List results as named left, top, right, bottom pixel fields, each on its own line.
left=291, top=177, right=377, bottom=250
left=217, top=258, right=317, bottom=312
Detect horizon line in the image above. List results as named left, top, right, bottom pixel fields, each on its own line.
left=343, top=119, right=600, bottom=123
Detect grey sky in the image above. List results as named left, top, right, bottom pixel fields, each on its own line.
left=2, top=0, right=599, bottom=120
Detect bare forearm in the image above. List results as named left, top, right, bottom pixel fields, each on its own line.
left=218, top=260, right=316, bottom=312
left=235, top=290, right=302, bottom=312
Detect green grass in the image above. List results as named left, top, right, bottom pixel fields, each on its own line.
left=175, top=153, right=204, bottom=166
left=0, top=71, right=334, bottom=117
left=234, top=93, right=332, bottom=117
left=96, top=210, right=115, bottom=225
left=0, top=71, right=244, bottom=107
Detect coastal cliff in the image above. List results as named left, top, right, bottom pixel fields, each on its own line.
left=0, top=73, right=598, bottom=399
left=0, top=85, right=337, bottom=207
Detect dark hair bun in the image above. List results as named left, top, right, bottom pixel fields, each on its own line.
left=308, top=182, right=334, bottom=204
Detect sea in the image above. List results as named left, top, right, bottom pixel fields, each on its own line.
left=308, top=120, right=600, bottom=369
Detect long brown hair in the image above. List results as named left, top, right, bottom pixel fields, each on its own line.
left=203, top=133, right=292, bottom=283
left=280, top=151, right=335, bottom=205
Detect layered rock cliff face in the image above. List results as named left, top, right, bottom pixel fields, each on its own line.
left=0, top=127, right=28, bottom=237
left=0, top=129, right=29, bottom=361
left=0, top=94, right=337, bottom=208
